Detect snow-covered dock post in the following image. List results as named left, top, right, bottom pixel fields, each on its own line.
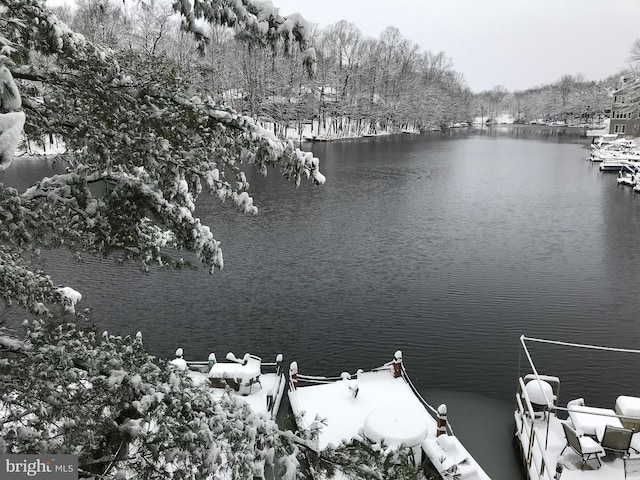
left=170, top=348, right=187, bottom=371
left=276, top=353, right=283, bottom=376
left=437, top=404, right=448, bottom=437
left=392, top=350, right=403, bottom=378
left=289, top=361, right=298, bottom=390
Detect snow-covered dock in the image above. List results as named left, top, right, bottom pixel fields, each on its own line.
left=288, top=351, right=492, bottom=479
left=173, top=349, right=287, bottom=419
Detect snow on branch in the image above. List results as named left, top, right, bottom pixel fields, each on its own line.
left=0, top=0, right=324, bottom=312
left=173, top=95, right=325, bottom=188
left=0, top=247, right=59, bottom=315
left=0, top=333, right=30, bottom=352
left=115, top=168, right=225, bottom=271
left=1, top=320, right=305, bottom=478
left=4, top=0, right=110, bottom=65
left=176, top=0, right=316, bottom=75
left=58, top=286, right=82, bottom=313
left=0, top=57, right=25, bottom=169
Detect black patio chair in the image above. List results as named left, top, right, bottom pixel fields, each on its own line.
left=561, top=422, right=604, bottom=469
left=600, top=425, right=633, bottom=457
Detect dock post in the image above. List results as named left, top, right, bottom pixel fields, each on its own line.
left=289, top=361, right=298, bottom=390
left=276, top=354, right=283, bottom=376
left=392, top=350, right=402, bottom=378
left=266, top=389, right=274, bottom=412
left=206, top=353, right=216, bottom=373
left=437, top=404, right=448, bottom=436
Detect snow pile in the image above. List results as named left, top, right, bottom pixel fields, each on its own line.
left=290, top=368, right=434, bottom=451
left=0, top=111, right=25, bottom=170
left=363, top=405, right=429, bottom=449
left=169, top=347, right=188, bottom=371
left=0, top=61, right=24, bottom=170
left=0, top=335, right=29, bottom=351
left=0, top=63, right=21, bottom=111
left=423, top=434, right=478, bottom=476
left=57, top=286, right=82, bottom=313
left=209, top=356, right=261, bottom=395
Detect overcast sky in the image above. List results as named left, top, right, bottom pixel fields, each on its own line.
left=45, top=0, right=639, bottom=93
left=272, top=0, right=639, bottom=92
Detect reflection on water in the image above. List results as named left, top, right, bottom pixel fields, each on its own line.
left=473, top=124, right=588, bottom=142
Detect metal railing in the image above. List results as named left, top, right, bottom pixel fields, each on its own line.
left=400, top=363, right=452, bottom=435
left=515, top=377, right=555, bottom=480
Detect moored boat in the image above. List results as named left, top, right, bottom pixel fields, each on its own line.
left=302, top=134, right=335, bottom=142
left=589, top=137, right=635, bottom=160
left=617, top=171, right=637, bottom=187
left=600, top=158, right=640, bottom=173
left=599, top=160, right=626, bottom=173
left=589, top=145, right=638, bottom=164
left=172, top=348, right=287, bottom=419
left=514, top=336, right=640, bottom=480
left=288, top=351, right=492, bottom=479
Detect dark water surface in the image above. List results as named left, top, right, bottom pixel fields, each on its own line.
left=4, top=126, right=640, bottom=479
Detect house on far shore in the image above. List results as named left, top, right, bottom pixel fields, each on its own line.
left=609, top=76, right=640, bottom=136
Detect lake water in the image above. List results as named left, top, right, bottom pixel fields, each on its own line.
left=4, top=125, right=640, bottom=479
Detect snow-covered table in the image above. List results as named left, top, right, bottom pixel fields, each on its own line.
left=208, top=359, right=261, bottom=395
left=363, top=405, right=429, bottom=448
left=569, top=405, right=623, bottom=441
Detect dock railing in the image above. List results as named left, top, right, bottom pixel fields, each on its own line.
left=287, top=368, right=350, bottom=436
left=517, top=335, right=640, bottom=480
left=515, top=377, right=555, bottom=480
left=185, top=353, right=286, bottom=419
left=288, top=360, right=456, bottom=437
left=400, top=363, right=454, bottom=436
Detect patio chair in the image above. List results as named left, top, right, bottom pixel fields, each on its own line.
left=600, top=425, right=633, bottom=457
left=561, top=422, right=604, bottom=469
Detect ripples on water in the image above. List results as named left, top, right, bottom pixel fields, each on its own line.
left=4, top=126, right=640, bottom=479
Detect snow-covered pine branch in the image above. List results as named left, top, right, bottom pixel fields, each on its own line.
left=0, top=320, right=420, bottom=479
left=0, top=320, right=300, bottom=478
left=0, top=247, right=58, bottom=315
left=174, top=0, right=316, bottom=76
left=0, top=0, right=323, bottom=313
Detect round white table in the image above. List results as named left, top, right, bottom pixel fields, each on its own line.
left=363, top=406, right=429, bottom=448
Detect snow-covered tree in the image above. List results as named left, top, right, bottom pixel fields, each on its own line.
left=0, top=319, right=421, bottom=479
left=0, top=0, right=322, bottom=316
left=0, top=319, right=301, bottom=478
left=0, top=2, right=458, bottom=477
left=629, top=38, right=640, bottom=73
left=0, top=2, right=425, bottom=478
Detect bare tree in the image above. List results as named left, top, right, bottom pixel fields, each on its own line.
left=125, top=0, right=178, bottom=57
left=628, top=38, right=640, bottom=73
left=71, top=0, right=127, bottom=49
left=321, top=21, right=363, bottom=100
